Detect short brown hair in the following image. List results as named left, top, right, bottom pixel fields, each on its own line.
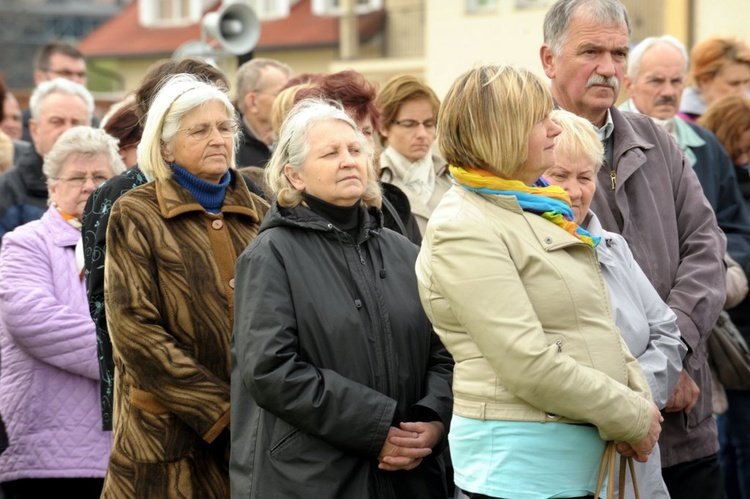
left=698, top=94, right=750, bottom=161
left=134, top=57, right=230, bottom=122
left=438, top=65, right=553, bottom=178
left=375, top=74, right=439, bottom=147
left=34, top=41, right=84, bottom=71
left=294, top=70, right=380, bottom=130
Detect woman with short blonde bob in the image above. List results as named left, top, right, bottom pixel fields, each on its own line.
left=231, top=98, right=453, bottom=498
left=415, top=65, right=662, bottom=499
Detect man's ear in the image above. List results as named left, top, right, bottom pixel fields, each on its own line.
left=243, top=91, right=257, bottom=114
left=622, top=74, right=635, bottom=98
left=540, top=44, right=556, bottom=79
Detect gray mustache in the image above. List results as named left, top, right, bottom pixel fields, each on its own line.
left=585, top=74, right=620, bottom=92
left=654, top=96, right=678, bottom=106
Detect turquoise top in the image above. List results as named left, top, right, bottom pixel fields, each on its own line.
left=450, top=415, right=606, bottom=499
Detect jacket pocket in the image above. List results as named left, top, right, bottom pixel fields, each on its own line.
left=114, top=386, right=193, bottom=463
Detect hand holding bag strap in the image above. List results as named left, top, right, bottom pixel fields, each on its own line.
left=594, top=441, right=641, bottom=499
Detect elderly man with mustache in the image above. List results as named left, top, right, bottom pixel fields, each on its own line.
left=541, top=2, right=727, bottom=498
left=622, top=35, right=750, bottom=499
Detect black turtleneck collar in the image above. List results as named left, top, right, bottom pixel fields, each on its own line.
left=303, top=193, right=360, bottom=237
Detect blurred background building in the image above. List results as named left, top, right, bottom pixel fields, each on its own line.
left=1, top=0, right=747, bottom=116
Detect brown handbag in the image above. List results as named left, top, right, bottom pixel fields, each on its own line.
left=593, top=441, right=640, bottom=499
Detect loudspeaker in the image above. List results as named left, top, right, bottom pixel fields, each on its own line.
left=202, top=1, right=261, bottom=56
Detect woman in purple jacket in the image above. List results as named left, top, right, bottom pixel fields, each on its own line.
left=0, top=126, right=125, bottom=498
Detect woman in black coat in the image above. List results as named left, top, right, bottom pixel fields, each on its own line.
left=230, top=99, right=453, bottom=499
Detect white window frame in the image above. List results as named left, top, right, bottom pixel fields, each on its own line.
left=466, top=0, right=498, bottom=14
left=139, top=0, right=205, bottom=28
left=248, top=0, right=300, bottom=20
left=312, top=0, right=383, bottom=17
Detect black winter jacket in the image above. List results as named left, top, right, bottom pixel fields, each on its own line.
left=230, top=201, right=453, bottom=499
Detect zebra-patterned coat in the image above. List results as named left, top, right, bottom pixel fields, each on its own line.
left=101, top=171, right=267, bottom=498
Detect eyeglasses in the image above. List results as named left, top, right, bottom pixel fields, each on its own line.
left=55, top=174, right=109, bottom=187
left=177, top=120, right=240, bottom=141
left=43, top=68, right=88, bottom=80
left=392, top=119, right=436, bottom=130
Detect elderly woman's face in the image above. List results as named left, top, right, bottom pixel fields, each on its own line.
left=544, top=150, right=597, bottom=225
left=163, top=99, right=234, bottom=184
left=380, top=98, right=436, bottom=162
left=48, top=152, right=115, bottom=219
left=285, top=119, right=368, bottom=207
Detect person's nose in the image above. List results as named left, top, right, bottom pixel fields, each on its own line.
left=207, top=125, right=225, bottom=143
left=596, top=53, right=616, bottom=77
left=566, top=180, right=583, bottom=202
left=82, top=176, right=97, bottom=193
left=548, top=120, right=562, bottom=138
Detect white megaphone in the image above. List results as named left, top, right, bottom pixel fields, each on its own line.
left=202, top=1, right=261, bottom=55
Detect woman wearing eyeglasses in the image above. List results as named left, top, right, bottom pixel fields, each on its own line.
left=376, top=75, right=451, bottom=236
left=0, top=126, right=124, bottom=499
left=99, top=74, right=268, bottom=498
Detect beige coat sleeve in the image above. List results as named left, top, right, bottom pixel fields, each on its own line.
left=724, top=253, right=749, bottom=310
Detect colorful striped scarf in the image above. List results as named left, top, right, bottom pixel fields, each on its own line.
left=449, top=165, right=600, bottom=247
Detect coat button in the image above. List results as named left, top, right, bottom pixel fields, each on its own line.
left=212, top=219, right=223, bottom=230
left=544, top=237, right=552, bottom=244
left=229, top=278, right=235, bottom=289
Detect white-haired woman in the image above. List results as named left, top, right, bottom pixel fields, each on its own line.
left=544, top=109, right=687, bottom=499
left=230, top=99, right=454, bottom=498
left=101, top=74, right=268, bottom=498
left=0, top=126, right=124, bottom=498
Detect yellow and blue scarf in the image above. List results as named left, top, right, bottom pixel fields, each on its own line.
left=449, top=165, right=599, bottom=247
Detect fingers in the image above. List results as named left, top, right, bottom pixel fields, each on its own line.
left=378, top=457, right=423, bottom=472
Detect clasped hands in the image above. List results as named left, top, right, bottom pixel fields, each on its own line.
left=616, top=370, right=699, bottom=462
left=377, top=421, right=444, bottom=471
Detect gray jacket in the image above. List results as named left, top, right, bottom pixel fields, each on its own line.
left=591, top=107, right=726, bottom=468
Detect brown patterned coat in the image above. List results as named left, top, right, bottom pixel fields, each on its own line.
left=101, top=172, right=267, bottom=498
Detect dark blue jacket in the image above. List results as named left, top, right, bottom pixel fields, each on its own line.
left=0, top=142, right=47, bottom=242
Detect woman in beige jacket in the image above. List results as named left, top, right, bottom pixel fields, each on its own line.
left=415, top=65, right=662, bottom=499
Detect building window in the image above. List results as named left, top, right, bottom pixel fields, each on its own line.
left=140, top=0, right=204, bottom=27
left=466, top=0, right=498, bottom=14
left=515, top=0, right=549, bottom=8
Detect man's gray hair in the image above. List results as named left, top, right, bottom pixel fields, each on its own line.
left=235, top=58, right=292, bottom=113
left=29, top=77, right=95, bottom=120
left=43, top=126, right=126, bottom=183
left=544, top=0, right=631, bottom=57
left=628, top=35, right=689, bottom=79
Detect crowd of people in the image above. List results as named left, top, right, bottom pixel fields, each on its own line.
left=0, top=0, right=749, bottom=498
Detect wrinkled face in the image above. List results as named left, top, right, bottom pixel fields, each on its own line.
left=36, top=53, right=88, bottom=86
left=285, top=119, right=368, bottom=207
left=733, top=128, right=750, bottom=168
left=243, top=66, right=288, bottom=137
left=699, top=62, right=750, bottom=105
left=163, top=100, right=235, bottom=184
left=380, top=98, right=436, bottom=162
left=1, top=93, right=22, bottom=140
left=29, top=92, right=91, bottom=156
left=544, top=150, right=597, bottom=225
left=48, top=152, right=115, bottom=219
left=541, top=14, right=629, bottom=126
left=516, top=114, right=562, bottom=185
left=625, top=43, right=686, bottom=120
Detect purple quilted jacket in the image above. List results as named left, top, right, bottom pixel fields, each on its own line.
left=0, top=206, right=111, bottom=482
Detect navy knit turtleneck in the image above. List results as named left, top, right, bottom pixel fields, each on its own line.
left=171, top=164, right=231, bottom=214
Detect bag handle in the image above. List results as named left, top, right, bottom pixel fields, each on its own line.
left=594, top=441, right=641, bottom=499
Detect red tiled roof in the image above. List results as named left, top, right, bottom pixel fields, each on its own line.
left=79, top=0, right=384, bottom=58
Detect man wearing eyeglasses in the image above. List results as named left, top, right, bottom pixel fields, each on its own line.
left=0, top=78, right=93, bottom=241
left=20, top=41, right=97, bottom=143
left=234, top=58, right=292, bottom=169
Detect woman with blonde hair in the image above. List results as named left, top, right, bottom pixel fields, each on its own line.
left=231, top=98, right=453, bottom=498
left=416, top=65, right=662, bottom=499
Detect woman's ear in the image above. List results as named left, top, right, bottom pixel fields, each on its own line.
left=283, top=163, right=305, bottom=192
left=161, top=141, right=174, bottom=163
